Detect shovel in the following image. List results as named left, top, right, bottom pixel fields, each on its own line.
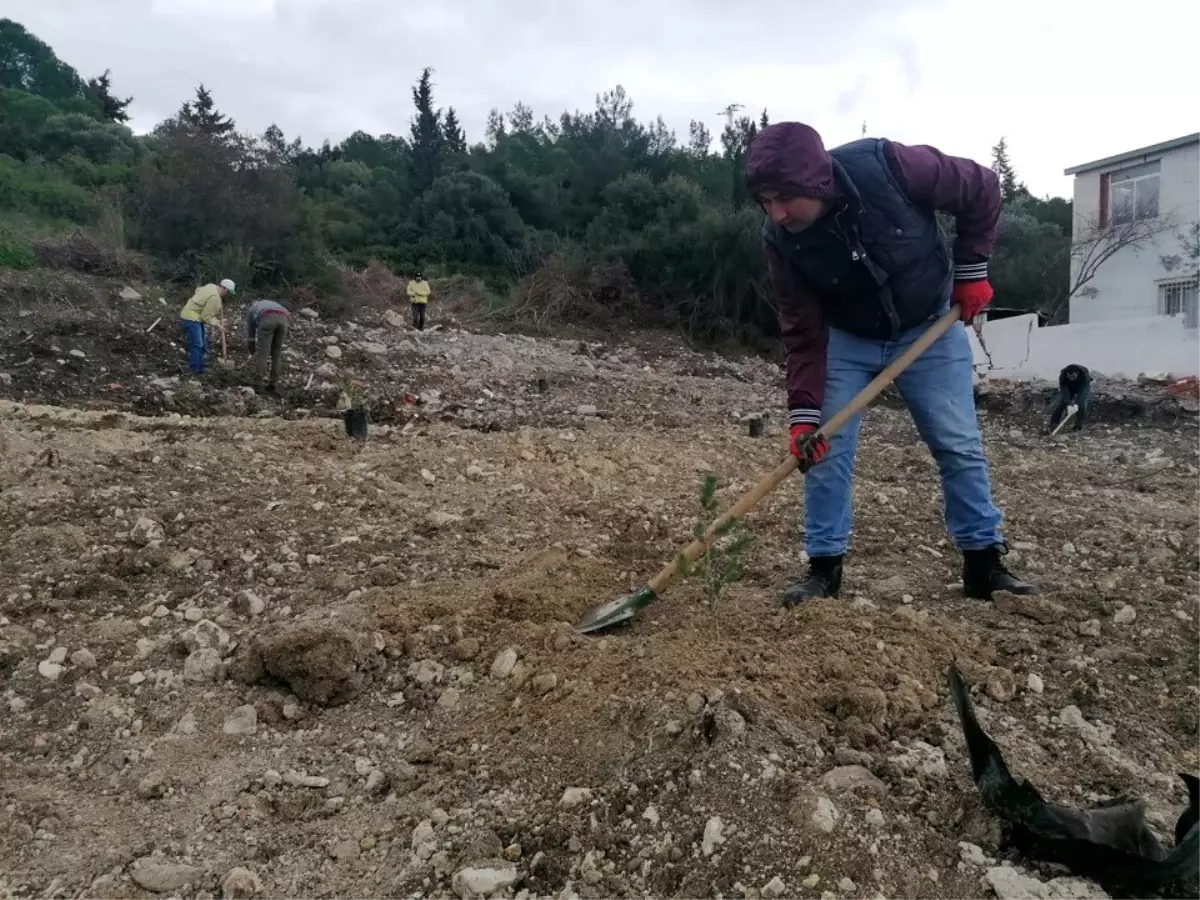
left=574, top=304, right=964, bottom=634
left=1049, top=403, right=1078, bottom=436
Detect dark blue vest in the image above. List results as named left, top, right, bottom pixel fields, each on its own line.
left=764, top=138, right=952, bottom=339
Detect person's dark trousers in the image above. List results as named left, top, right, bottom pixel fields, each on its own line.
left=255, top=313, right=289, bottom=386
left=411, top=303, right=426, bottom=331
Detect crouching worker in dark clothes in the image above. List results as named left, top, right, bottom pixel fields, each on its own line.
left=245, top=300, right=292, bottom=393
left=1049, top=363, right=1091, bottom=432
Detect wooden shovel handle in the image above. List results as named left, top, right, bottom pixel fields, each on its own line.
left=647, top=305, right=963, bottom=595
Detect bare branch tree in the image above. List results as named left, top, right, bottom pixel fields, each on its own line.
left=1044, top=212, right=1177, bottom=320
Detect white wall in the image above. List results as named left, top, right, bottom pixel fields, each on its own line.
left=968, top=313, right=1200, bottom=381
left=1069, top=141, right=1200, bottom=324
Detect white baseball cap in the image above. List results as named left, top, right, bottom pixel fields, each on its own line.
left=219, top=278, right=236, bottom=295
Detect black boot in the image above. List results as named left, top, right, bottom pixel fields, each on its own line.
left=962, top=544, right=1038, bottom=599
left=782, top=555, right=843, bottom=607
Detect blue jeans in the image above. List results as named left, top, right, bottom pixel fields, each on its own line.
left=180, top=319, right=207, bottom=373
left=804, top=311, right=1003, bottom=556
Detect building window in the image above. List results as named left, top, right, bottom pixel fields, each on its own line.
left=1158, top=276, right=1199, bottom=327
left=1108, top=160, right=1160, bottom=225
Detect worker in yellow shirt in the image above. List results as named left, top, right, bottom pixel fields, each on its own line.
left=179, top=278, right=235, bottom=374
left=406, top=272, right=431, bottom=331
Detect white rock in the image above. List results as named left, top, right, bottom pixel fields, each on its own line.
left=412, top=820, right=436, bottom=849
left=130, top=860, right=200, bottom=893
left=299, top=307, right=319, bottom=319
left=1113, top=605, right=1137, bottom=625
left=234, top=590, right=265, bottom=617
left=838, top=877, right=857, bottom=892
left=701, top=816, right=725, bottom=856
left=173, top=711, right=198, bottom=735
left=70, top=648, right=97, bottom=669
left=362, top=342, right=387, bottom=355
left=283, top=770, right=329, bottom=788
left=324, top=345, right=343, bottom=360
left=865, top=808, right=886, bottom=827
left=959, top=842, right=990, bottom=867
left=118, top=286, right=142, bottom=301
left=762, top=876, right=787, bottom=899
left=130, top=517, right=165, bottom=546
left=983, top=866, right=1110, bottom=900
left=891, top=740, right=948, bottom=779
left=451, top=865, right=518, bottom=899
left=183, top=648, right=225, bottom=683
left=1027, top=673, right=1044, bottom=694
left=221, top=866, right=263, bottom=899
left=223, top=704, right=258, bottom=736
left=437, top=687, right=461, bottom=710
left=183, top=607, right=204, bottom=622
left=810, top=796, right=840, bottom=834
left=490, top=648, right=518, bottom=679
left=576, top=404, right=598, bottom=417
left=1078, top=619, right=1102, bottom=638
left=560, top=787, right=593, bottom=808
left=37, top=660, right=64, bottom=681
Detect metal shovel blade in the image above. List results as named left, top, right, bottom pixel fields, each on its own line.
left=574, top=587, right=656, bottom=634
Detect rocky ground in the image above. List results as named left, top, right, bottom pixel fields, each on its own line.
left=1, top=268, right=1198, bottom=900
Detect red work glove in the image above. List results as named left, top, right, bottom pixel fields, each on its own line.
left=951, top=278, right=993, bottom=323
left=790, top=423, right=829, bottom=473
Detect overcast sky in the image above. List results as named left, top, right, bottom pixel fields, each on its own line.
left=8, top=0, right=1198, bottom=198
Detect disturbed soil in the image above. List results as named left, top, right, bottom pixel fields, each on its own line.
left=1, top=269, right=1198, bottom=900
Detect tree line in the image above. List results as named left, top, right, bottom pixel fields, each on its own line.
left=0, top=17, right=1149, bottom=338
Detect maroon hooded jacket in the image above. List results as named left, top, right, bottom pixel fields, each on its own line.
left=745, top=123, right=1001, bottom=427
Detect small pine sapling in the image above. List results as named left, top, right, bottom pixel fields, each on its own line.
left=675, top=474, right=754, bottom=604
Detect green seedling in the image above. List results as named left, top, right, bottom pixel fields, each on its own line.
left=675, top=474, right=753, bottom=604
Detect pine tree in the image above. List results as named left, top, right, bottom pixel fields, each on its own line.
left=86, top=69, right=132, bottom=123
left=688, top=120, right=711, bottom=157
left=409, top=67, right=444, bottom=191
left=759, top=108, right=769, bottom=130
left=180, top=84, right=235, bottom=137
left=485, top=108, right=506, bottom=146
left=442, top=106, right=467, bottom=154
left=990, top=137, right=1026, bottom=203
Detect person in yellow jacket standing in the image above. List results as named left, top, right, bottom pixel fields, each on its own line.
left=406, top=272, right=430, bottom=331
left=179, top=278, right=235, bottom=374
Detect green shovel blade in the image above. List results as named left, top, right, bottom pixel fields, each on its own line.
left=574, top=586, right=656, bottom=634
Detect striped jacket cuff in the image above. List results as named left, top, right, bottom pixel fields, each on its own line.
left=954, top=260, right=989, bottom=283
left=788, top=408, right=822, bottom=428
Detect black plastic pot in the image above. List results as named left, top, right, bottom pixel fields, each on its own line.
left=343, top=407, right=369, bottom=440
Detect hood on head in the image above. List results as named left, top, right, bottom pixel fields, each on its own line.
left=744, top=122, right=836, bottom=201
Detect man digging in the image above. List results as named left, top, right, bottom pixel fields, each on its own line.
left=745, top=122, right=1038, bottom=603
left=1047, top=363, right=1091, bottom=433
left=178, top=278, right=235, bottom=376
left=245, top=299, right=292, bottom=394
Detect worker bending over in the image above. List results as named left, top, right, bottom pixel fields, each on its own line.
left=245, top=299, right=292, bottom=393
left=179, top=278, right=235, bottom=375
left=1048, top=363, right=1091, bottom=432
left=746, top=122, right=1038, bottom=604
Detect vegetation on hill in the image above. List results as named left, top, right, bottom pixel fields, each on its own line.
left=0, top=18, right=1102, bottom=335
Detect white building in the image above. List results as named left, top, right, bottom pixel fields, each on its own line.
left=1064, top=133, right=1199, bottom=326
